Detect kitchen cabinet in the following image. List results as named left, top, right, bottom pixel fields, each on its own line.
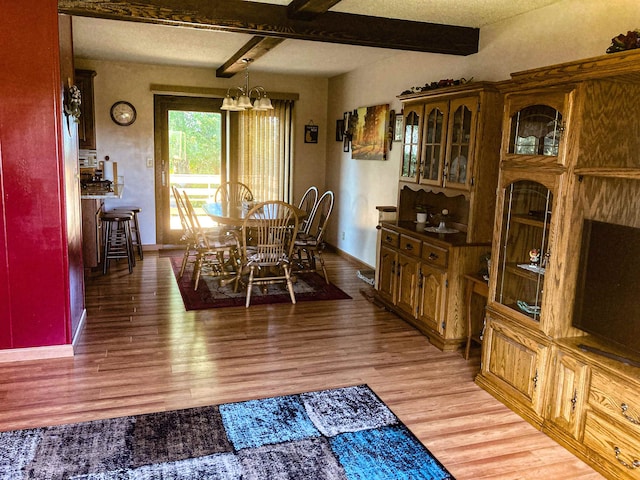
left=75, top=69, right=96, bottom=150
left=475, top=49, right=640, bottom=479
left=81, top=199, right=103, bottom=268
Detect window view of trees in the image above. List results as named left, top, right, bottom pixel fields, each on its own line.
left=168, top=110, right=223, bottom=229
left=169, top=110, right=221, bottom=174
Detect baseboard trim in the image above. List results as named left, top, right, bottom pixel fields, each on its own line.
left=326, top=243, right=373, bottom=270
left=0, top=344, right=74, bottom=363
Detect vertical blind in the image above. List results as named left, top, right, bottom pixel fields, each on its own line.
left=236, top=99, right=294, bottom=202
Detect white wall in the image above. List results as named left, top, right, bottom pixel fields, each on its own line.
left=327, top=0, right=640, bottom=268
left=74, top=58, right=328, bottom=245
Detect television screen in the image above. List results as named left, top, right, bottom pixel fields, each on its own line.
left=572, top=219, right=640, bottom=356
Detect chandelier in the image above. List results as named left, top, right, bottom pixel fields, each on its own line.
left=220, top=58, right=274, bottom=111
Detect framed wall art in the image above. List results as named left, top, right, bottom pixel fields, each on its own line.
left=304, top=122, right=319, bottom=143
left=336, top=119, right=344, bottom=141
left=351, top=103, right=390, bottom=160
left=394, top=110, right=404, bottom=142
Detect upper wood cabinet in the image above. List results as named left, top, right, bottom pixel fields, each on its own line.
left=400, top=105, right=422, bottom=182
left=399, top=84, right=501, bottom=194
left=398, top=83, right=503, bottom=244
left=75, top=69, right=97, bottom=150
left=501, top=88, right=574, bottom=169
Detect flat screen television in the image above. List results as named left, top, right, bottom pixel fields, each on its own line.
left=572, top=219, right=640, bottom=363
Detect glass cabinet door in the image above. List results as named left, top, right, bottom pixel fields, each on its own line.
left=508, top=104, right=563, bottom=157
left=400, top=106, right=422, bottom=182
left=445, top=98, right=476, bottom=189
left=495, top=180, right=553, bottom=321
left=420, top=101, right=448, bottom=187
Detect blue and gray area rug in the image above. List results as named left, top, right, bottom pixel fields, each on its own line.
left=0, top=385, right=454, bottom=479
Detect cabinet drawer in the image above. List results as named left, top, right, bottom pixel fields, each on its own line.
left=399, top=234, right=421, bottom=256
left=589, top=369, right=640, bottom=433
left=421, top=242, right=448, bottom=268
left=381, top=229, right=399, bottom=248
left=584, top=411, right=640, bottom=479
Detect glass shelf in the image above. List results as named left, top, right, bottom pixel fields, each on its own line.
left=496, top=180, right=553, bottom=322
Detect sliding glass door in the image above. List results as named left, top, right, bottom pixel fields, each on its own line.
left=154, top=94, right=294, bottom=246
left=154, top=95, right=225, bottom=244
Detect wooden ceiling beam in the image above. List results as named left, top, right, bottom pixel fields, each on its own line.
left=216, top=36, right=285, bottom=78
left=287, top=0, right=342, bottom=20
left=58, top=0, right=479, bottom=56
left=215, top=0, right=339, bottom=77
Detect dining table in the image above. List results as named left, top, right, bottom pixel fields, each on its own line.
left=202, top=200, right=307, bottom=228
left=201, top=200, right=308, bottom=290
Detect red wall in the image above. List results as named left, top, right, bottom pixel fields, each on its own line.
left=0, top=2, right=84, bottom=349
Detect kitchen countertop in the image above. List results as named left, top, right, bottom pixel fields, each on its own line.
left=80, top=183, right=124, bottom=200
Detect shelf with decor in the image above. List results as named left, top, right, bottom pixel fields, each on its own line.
left=476, top=48, right=640, bottom=480
left=396, top=81, right=503, bottom=244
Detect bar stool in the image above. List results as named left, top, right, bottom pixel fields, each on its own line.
left=101, top=211, right=135, bottom=274
left=111, top=206, right=143, bottom=260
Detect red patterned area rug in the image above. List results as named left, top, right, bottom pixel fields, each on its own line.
left=169, top=256, right=352, bottom=310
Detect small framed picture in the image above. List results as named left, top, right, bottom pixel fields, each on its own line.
left=305, top=124, right=318, bottom=143
left=342, top=111, right=351, bottom=152
left=336, top=119, right=344, bottom=142
left=393, top=111, right=403, bottom=142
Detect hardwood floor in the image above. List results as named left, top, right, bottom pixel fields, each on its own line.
left=0, top=252, right=603, bottom=479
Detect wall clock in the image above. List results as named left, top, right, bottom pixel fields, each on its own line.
left=110, top=101, right=137, bottom=126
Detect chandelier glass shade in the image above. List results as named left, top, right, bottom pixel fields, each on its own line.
left=221, top=59, right=274, bottom=112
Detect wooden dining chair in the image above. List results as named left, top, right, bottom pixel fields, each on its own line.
left=236, top=201, right=299, bottom=307
left=297, top=186, right=318, bottom=234
left=183, top=191, right=240, bottom=290
left=292, top=190, right=335, bottom=283
left=172, top=186, right=197, bottom=278
left=214, top=181, right=254, bottom=203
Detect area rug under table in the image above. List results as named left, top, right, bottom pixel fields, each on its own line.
left=0, top=385, right=454, bottom=480
left=170, top=256, right=351, bottom=310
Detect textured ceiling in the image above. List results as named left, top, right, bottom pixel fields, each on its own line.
left=72, top=0, right=562, bottom=77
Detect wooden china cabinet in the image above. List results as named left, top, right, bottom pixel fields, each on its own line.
left=377, top=82, right=503, bottom=351
left=476, top=49, right=640, bottom=480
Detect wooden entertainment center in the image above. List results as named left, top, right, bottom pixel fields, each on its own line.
left=378, top=49, right=640, bottom=479
left=475, top=50, right=640, bottom=479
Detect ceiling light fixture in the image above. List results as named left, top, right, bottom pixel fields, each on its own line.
left=220, top=58, right=274, bottom=111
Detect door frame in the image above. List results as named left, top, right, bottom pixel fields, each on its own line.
left=153, top=95, right=226, bottom=245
